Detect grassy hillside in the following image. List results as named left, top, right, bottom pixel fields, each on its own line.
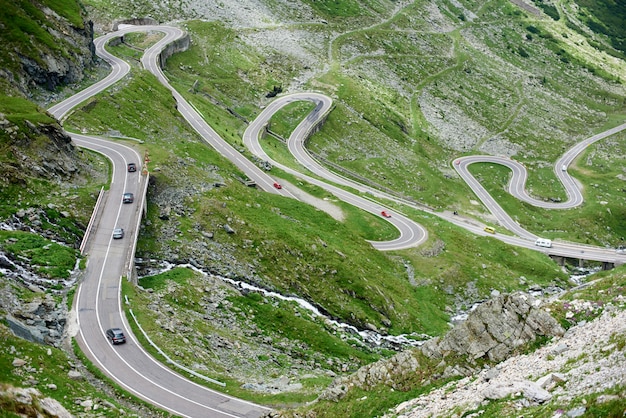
left=0, top=0, right=91, bottom=96
left=0, top=321, right=171, bottom=417
left=56, top=22, right=568, bottom=399
left=157, top=2, right=626, bottom=245
left=57, top=0, right=624, bottom=388
left=64, top=49, right=568, bottom=334
left=0, top=96, right=106, bottom=237
left=572, top=0, right=626, bottom=56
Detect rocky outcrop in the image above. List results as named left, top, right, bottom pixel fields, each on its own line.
left=388, top=307, right=626, bottom=418
left=0, top=1, right=95, bottom=96
left=315, top=292, right=564, bottom=404
left=3, top=294, right=69, bottom=348
left=0, top=384, right=73, bottom=418
left=421, top=292, right=564, bottom=362
left=275, top=294, right=624, bottom=417
left=0, top=111, right=92, bottom=187
left=317, top=350, right=422, bottom=402
left=0, top=246, right=77, bottom=348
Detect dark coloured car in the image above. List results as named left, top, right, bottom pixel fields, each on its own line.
left=105, top=328, right=126, bottom=344
left=112, top=228, right=124, bottom=239
left=127, top=162, right=137, bottom=172
left=122, top=192, right=134, bottom=203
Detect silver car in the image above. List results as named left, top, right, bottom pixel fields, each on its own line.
left=113, top=228, right=124, bottom=239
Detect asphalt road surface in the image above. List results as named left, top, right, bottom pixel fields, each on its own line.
left=243, top=93, right=626, bottom=263
left=242, top=92, right=428, bottom=250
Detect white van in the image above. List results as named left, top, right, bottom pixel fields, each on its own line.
left=535, top=238, right=552, bottom=248
left=561, top=165, right=567, bottom=171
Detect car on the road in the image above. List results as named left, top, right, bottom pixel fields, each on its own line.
left=112, top=228, right=124, bottom=239
left=273, top=182, right=282, bottom=189
left=381, top=211, right=391, bottom=218
left=105, top=328, right=126, bottom=344
left=127, top=162, right=137, bottom=172
left=122, top=193, right=134, bottom=203
left=484, top=226, right=496, bottom=234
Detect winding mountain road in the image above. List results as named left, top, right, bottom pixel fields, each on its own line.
left=454, top=122, right=626, bottom=212
left=48, top=21, right=626, bottom=418
left=243, top=92, right=428, bottom=250
left=50, top=25, right=271, bottom=418
left=450, top=122, right=626, bottom=260
left=243, top=94, right=626, bottom=263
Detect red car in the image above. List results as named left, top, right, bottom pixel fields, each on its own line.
left=273, top=182, right=282, bottom=189
left=381, top=211, right=391, bottom=218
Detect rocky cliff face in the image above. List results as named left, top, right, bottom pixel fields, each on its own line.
left=0, top=113, right=81, bottom=186
left=421, top=293, right=565, bottom=363
left=0, top=0, right=95, bottom=97
left=314, top=293, right=564, bottom=404
left=0, top=1, right=99, bottom=353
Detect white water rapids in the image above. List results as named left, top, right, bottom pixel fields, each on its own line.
left=138, top=260, right=431, bottom=349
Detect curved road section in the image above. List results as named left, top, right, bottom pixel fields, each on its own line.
left=50, top=25, right=270, bottom=418
left=454, top=122, right=626, bottom=212
left=243, top=92, right=626, bottom=263
left=452, top=123, right=626, bottom=262
left=139, top=30, right=426, bottom=250
left=243, top=93, right=428, bottom=250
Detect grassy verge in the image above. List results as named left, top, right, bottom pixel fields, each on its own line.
left=70, top=338, right=173, bottom=416
left=122, top=277, right=330, bottom=406
left=0, top=323, right=127, bottom=417
left=0, top=230, right=79, bottom=280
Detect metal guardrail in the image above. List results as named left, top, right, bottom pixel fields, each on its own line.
left=127, top=302, right=226, bottom=387
left=126, top=173, right=150, bottom=283
left=79, top=186, right=105, bottom=255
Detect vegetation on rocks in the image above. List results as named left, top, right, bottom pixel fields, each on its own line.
left=0, top=322, right=171, bottom=417
left=0, top=0, right=93, bottom=96
left=273, top=267, right=626, bottom=417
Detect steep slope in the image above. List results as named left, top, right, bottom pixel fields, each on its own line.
left=0, top=0, right=95, bottom=97
left=0, top=3, right=163, bottom=417
left=267, top=271, right=626, bottom=417
left=0, top=0, right=101, bottom=243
